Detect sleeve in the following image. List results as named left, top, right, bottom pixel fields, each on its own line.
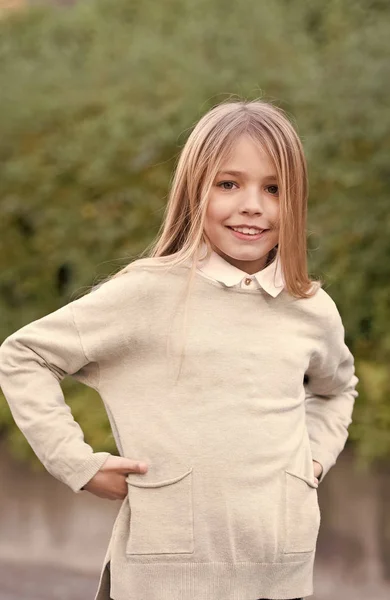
left=304, top=300, right=359, bottom=482
left=0, top=299, right=112, bottom=494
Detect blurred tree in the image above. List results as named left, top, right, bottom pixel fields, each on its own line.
left=0, top=0, right=389, bottom=470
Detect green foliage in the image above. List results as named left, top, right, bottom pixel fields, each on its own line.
left=0, top=0, right=389, bottom=467
left=349, top=360, right=390, bottom=464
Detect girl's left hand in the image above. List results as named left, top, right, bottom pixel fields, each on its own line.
left=312, top=459, right=323, bottom=485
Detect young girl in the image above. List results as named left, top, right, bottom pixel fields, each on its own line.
left=0, top=99, right=358, bottom=600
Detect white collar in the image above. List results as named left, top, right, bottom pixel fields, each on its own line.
left=196, top=243, right=285, bottom=298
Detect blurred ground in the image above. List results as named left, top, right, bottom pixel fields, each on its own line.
left=0, top=561, right=97, bottom=600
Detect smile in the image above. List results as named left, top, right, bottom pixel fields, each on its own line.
left=227, top=226, right=269, bottom=241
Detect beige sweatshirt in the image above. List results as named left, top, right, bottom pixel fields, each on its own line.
left=0, top=261, right=359, bottom=600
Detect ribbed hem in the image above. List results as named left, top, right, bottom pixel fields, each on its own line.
left=110, top=556, right=315, bottom=600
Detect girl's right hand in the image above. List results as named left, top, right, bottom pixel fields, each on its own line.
left=81, top=455, right=149, bottom=500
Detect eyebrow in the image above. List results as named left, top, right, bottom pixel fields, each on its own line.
left=217, top=170, right=277, bottom=181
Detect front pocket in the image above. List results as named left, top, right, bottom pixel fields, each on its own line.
left=282, top=469, right=321, bottom=554
left=125, top=467, right=194, bottom=555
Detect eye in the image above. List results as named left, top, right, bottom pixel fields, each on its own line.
left=266, top=184, right=279, bottom=195
left=216, top=181, right=238, bottom=191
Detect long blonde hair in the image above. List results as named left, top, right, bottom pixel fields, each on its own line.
left=95, top=98, right=321, bottom=299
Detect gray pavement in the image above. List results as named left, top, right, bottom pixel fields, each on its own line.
left=0, top=561, right=98, bottom=600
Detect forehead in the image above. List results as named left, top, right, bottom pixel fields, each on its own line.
left=219, top=134, right=276, bottom=174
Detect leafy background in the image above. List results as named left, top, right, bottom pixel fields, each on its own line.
left=0, top=0, right=389, bottom=471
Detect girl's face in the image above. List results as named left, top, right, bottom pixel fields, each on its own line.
left=203, top=134, right=280, bottom=275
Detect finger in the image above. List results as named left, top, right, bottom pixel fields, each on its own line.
left=112, top=457, right=149, bottom=473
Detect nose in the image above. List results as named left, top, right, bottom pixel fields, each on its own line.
left=239, top=188, right=264, bottom=215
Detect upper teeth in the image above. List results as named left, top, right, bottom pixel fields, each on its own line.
left=231, top=226, right=263, bottom=235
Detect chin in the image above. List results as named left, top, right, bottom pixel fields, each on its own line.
left=228, top=250, right=265, bottom=261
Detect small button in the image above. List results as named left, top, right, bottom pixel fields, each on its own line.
left=244, top=277, right=252, bottom=286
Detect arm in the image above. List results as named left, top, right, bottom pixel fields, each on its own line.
left=304, top=299, right=359, bottom=482
left=0, top=300, right=111, bottom=493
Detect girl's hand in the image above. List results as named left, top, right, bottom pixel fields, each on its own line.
left=82, top=455, right=149, bottom=500
left=312, top=459, right=323, bottom=485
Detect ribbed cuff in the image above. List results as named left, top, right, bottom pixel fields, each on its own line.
left=67, top=451, right=111, bottom=493
left=309, top=444, right=335, bottom=482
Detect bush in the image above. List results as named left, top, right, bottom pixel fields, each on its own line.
left=1, top=0, right=389, bottom=469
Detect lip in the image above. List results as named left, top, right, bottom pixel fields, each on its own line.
left=227, top=226, right=269, bottom=241
left=228, top=224, right=268, bottom=230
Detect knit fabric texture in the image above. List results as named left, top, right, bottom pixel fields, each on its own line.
left=0, top=263, right=359, bottom=600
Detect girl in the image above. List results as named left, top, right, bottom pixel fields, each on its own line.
left=0, top=99, right=359, bottom=600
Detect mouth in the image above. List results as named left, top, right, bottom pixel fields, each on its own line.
left=226, top=225, right=269, bottom=240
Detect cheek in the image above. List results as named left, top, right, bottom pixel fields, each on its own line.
left=205, top=196, right=228, bottom=227
left=267, top=195, right=279, bottom=215
left=268, top=200, right=280, bottom=226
